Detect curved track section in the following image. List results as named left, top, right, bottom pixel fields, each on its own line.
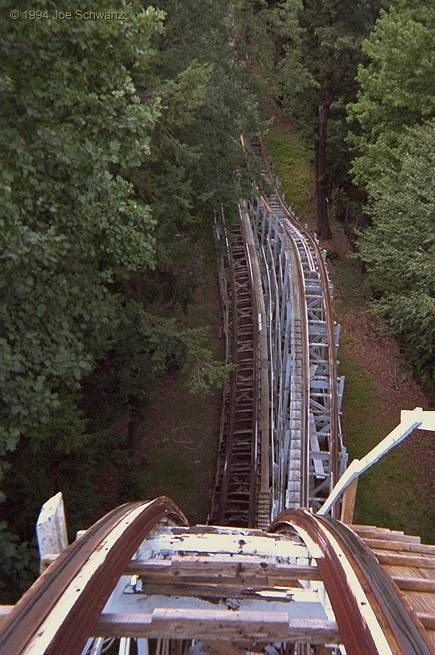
left=247, top=138, right=346, bottom=514
left=0, top=497, right=187, bottom=655
left=270, top=509, right=433, bottom=655
left=246, top=194, right=310, bottom=515
left=2, top=499, right=433, bottom=653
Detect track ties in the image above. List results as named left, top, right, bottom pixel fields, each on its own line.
left=211, top=222, right=259, bottom=528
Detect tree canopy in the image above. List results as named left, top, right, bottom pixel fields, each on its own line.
left=357, top=121, right=434, bottom=386
left=270, top=0, right=384, bottom=237
left=348, top=1, right=435, bottom=191
left=0, top=2, right=163, bottom=451
left=0, top=0, right=261, bottom=596
left=347, top=1, right=435, bottom=387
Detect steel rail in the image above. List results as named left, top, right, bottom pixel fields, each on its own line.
left=283, top=226, right=311, bottom=510
left=258, top=138, right=340, bottom=503
left=0, top=497, right=187, bottom=655
left=251, top=190, right=310, bottom=512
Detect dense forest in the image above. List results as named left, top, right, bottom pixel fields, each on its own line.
left=0, top=0, right=433, bottom=596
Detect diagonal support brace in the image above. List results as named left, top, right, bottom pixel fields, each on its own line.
left=317, top=408, right=435, bottom=516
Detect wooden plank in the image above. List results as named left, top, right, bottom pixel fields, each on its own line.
left=39, top=555, right=321, bottom=588
left=340, top=478, right=358, bottom=524
left=373, top=552, right=435, bottom=569
left=127, top=558, right=320, bottom=582
left=364, top=539, right=435, bottom=555
left=95, top=610, right=340, bottom=643
left=392, top=577, right=435, bottom=593
left=138, top=581, right=305, bottom=599
left=353, top=527, right=420, bottom=543
left=416, top=612, right=435, bottom=630
left=36, top=492, right=68, bottom=570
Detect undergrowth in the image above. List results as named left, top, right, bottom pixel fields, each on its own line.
left=264, top=125, right=315, bottom=222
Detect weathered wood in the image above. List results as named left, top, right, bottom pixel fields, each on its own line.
left=416, top=612, right=435, bottom=630
left=373, top=552, right=435, bottom=569
left=95, top=610, right=340, bottom=643
left=36, top=492, right=68, bottom=570
left=138, top=581, right=305, bottom=599
left=364, top=539, right=435, bottom=555
left=340, top=478, right=358, bottom=524
left=40, top=552, right=320, bottom=585
left=126, top=557, right=319, bottom=581
left=354, top=528, right=421, bottom=544
left=392, top=577, right=435, bottom=593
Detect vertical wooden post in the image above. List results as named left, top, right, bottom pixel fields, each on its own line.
left=340, top=478, right=358, bottom=524
left=36, top=492, right=68, bottom=572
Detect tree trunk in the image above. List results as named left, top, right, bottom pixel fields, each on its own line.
left=314, top=102, right=332, bottom=239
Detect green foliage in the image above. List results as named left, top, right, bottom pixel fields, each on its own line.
left=269, top=0, right=384, bottom=236
left=142, top=0, right=262, bottom=227
left=0, top=0, right=262, bottom=595
left=0, top=1, right=162, bottom=445
left=264, top=125, right=314, bottom=220
left=348, top=1, right=435, bottom=190
left=0, top=522, right=36, bottom=600
left=357, top=121, right=435, bottom=386
left=347, top=2, right=434, bottom=386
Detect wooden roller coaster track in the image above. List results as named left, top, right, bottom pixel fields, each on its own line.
left=1, top=140, right=434, bottom=654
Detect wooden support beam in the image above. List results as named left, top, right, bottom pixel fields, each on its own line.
left=95, top=610, right=340, bottom=643
left=36, top=492, right=68, bottom=572
left=138, top=581, right=305, bottom=599
left=129, top=558, right=320, bottom=581
left=41, top=554, right=321, bottom=585
left=340, top=478, right=358, bottom=524
left=353, top=528, right=421, bottom=544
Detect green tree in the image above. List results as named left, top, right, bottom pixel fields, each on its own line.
left=271, top=0, right=384, bottom=237
left=348, top=1, right=435, bottom=192
left=0, top=0, right=261, bottom=596
left=348, top=1, right=435, bottom=386
left=142, top=0, right=262, bottom=251
left=358, top=121, right=435, bottom=386
left=0, top=1, right=163, bottom=450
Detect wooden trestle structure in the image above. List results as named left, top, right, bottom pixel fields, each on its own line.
left=0, top=496, right=434, bottom=654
